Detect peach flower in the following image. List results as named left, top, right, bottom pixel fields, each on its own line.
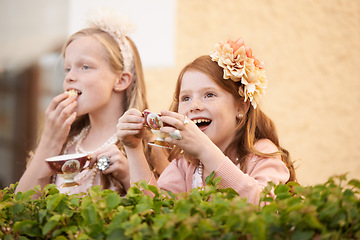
left=210, top=38, right=267, bottom=109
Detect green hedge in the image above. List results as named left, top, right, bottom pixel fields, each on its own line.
left=1, top=174, right=359, bottom=240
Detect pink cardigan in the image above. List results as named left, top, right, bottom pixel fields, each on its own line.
left=148, top=139, right=290, bottom=204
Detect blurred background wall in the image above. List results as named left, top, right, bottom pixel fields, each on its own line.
left=0, top=0, right=359, bottom=188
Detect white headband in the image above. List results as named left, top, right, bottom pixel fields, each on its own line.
left=87, top=8, right=135, bottom=72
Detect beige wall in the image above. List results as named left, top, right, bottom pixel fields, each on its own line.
left=145, top=0, right=360, bottom=186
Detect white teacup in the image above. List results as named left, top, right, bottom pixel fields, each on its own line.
left=143, top=111, right=171, bottom=149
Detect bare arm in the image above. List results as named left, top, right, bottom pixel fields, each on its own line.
left=116, top=108, right=154, bottom=184
left=16, top=93, right=77, bottom=193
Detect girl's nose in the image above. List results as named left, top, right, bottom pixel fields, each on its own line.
left=189, top=98, right=204, bottom=112
left=65, top=69, right=76, bottom=82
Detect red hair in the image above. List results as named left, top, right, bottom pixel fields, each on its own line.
left=169, top=55, right=296, bottom=182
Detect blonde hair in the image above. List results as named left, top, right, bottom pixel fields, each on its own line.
left=169, top=55, right=296, bottom=182
left=57, top=28, right=151, bottom=192
left=61, top=28, right=148, bottom=146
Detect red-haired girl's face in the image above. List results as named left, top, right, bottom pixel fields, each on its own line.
left=178, top=70, right=240, bottom=151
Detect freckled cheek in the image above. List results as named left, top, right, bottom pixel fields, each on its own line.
left=177, top=103, right=188, bottom=115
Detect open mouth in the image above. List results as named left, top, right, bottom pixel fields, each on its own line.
left=66, top=89, right=82, bottom=98
left=192, top=118, right=211, bottom=131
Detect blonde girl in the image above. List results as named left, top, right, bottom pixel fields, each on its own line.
left=16, top=10, right=164, bottom=195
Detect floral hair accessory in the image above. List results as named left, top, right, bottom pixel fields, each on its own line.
left=87, top=8, right=135, bottom=72
left=210, top=38, right=267, bottom=109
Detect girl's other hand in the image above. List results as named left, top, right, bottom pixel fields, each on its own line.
left=42, top=92, right=77, bottom=146
left=90, top=144, right=130, bottom=187
left=86, top=144, right=130, bottom=191
left=116, top=108, right=145, bottom=148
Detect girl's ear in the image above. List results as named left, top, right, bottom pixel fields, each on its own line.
left=114, top=72, right=132, bottom=92
left=236, top=100, right=250, bottom=119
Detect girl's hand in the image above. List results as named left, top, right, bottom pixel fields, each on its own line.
left=89, top=144, right=130, bottom=185
left=159, top=110, right=216, bottom=160
left=41, top=92, right=77, bottom=149
left=116, top=108, right=145, bottom=149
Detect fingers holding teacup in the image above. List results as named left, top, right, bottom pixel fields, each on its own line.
left=160, top=124, right=183, bottom=142
left=118, top=108, right=144, bottom=125
left=117, top=108, right=145, bottom=148
left=169, top=130, right=182, bottom=140
left=117, top=109, right=144, bottom=135
left=160, top=110, right=190, bottom=130
left=183, top=116, right=190, bottom=125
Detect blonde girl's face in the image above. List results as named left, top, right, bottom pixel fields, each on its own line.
left=178, top=70, right=240, bottom=151
left=63, top=35, right=119, bottom=116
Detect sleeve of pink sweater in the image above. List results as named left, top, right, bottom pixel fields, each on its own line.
left=140, top=159, right=192, bottom=196
left=145, top=139, right=289, bottom=204
left=150, top=157, right=196, bottom=193
left=214, top=139, right=290, bottom=204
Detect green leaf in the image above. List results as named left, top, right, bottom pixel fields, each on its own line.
left=13, top=202, right=25, bottom=214
left=140, top=180, right=149, bottom=190
left=106, top=228, right=127, bottom=240
left=13, top=220, right=41, bottom=237
left=174, top=199, right=193, bottom=221
left=53, top=236, right=68, bottom=240
left=349, top=179, right=360, bottom=189
left=4, top=235, right=15, bottom=240
left=14, top=192, right=23, bottom=201
left=205, top=171, right=215, bottom=185
left=42, top=220, right=60, bottom=235
left=212, top=177, right=221, bottom=186
left=106, top=192, right=121, bottom=210
left=274, top=184, right=291, bottom=200
left=88, top=185, right=101, bottom=198
left=52, top=225, right=78, bottom=237
left=291, top=230, right=314, bottom=240
left=126, top=185, right=142, bottom=198
left=134, top=196, right=153, bottom=214
left=38, top=209, right=48, bottom=225
left=81, top=203, right=98, bottom=224
left=18, top=237, right=30, bottom=240
left=304, top=214, right=323, bottom=230
left=218, top=187, right=239, bottom=199
left=166, top=191, right=176, bottom=199
left=46, top=194, right=65, bottom=211
left=33, top=185, right=42, bottom=192
left=148, top=185, right=159, bottom=196
left=274, top=183, right=290, bottom=194
left=84, top=223, right=105, bottom=238
left=44, top=184, right=60, bottom=195
left=76, top=233, right=91, bottom=240
left=19, top=189, right=36, bottom=201
left=70, top=197, right=80, bottom=207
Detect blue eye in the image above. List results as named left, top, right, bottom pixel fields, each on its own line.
left=181, top=96, right=190, bottom=102
left=65, top=67, right=71, bottom=73
left=81, top=65, right=89, bottom=70
left=205, top=92, right=216, bottom=98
